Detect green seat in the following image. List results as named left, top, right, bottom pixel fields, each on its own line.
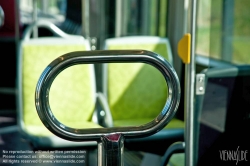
left=103, top=36, right=184, bottom=129
left=17, top=20, right=101, bottom=148
left=102, top=36, right=184, bottom=155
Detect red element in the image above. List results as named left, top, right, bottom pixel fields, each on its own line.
left=0, top=0, right=23, bottom=37
left=106, top=134, right=121, bottom=141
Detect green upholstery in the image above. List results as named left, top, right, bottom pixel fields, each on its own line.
left=108, top=63, right=167, bottom=122
left=104, top=36, right=184, bottom=129
left=113, top=118, right=185, bottom=129
left=21, top=40, right=101, bottom=137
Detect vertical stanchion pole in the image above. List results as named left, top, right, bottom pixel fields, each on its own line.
left=32, top=0, right=38, bottom=38
left=98, top=134, right=124, bottom=166
left=115, top=0, right=122, bottom=37
left=82, top=0, right=90, bottom=39
left=185, top=0, right=197, bottom=165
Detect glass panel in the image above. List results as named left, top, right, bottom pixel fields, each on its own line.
left=196, top=0, right=211, bottom=56
left=20, top=0, right=66, bottom=24
left=116, top=0, right=168, bottom=37
left=232, top=0, right=250, bottom=64
left=196, top=0, right=250, bottom=65
left=196, top=0, right=223, bottom=59
left=209, top=0, right=223, bottom=60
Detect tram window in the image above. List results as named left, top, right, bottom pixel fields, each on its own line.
left=114, top=0, right=168, bottom=37
left=196, top=0, right=250, bottom=65
left=20, top=0, right=66, bottom=24
left=196, top=0, right=212, bottom=57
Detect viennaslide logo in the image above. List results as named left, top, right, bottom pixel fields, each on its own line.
left=219, top=146, right=248, bottom=165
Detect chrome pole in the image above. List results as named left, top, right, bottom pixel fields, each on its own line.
left=100, top=134, right=124, bottom=166
left=98, top=134, right=124, bottom=166
left=185, top=0, right=197, bottom=166
left=32, top=0, right=38, bottom=38
left=83, top=0, right=90, bottom=38
left=115, top=0, right=122, bottom=37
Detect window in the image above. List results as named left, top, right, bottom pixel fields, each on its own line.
left=196, top=0, right=250, bottom=65
left=20, top=0, right=66, bottom=24
left=114, top=0, right=168, bottom=37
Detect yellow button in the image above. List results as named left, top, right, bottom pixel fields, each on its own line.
left=178, top=33, right=191, bottom=64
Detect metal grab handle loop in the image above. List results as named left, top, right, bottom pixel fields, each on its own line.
left=35, top=50, right=181, bottom=142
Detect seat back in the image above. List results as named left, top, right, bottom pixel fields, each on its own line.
left=103, top=36, right=174, bottom=126
left=17, top=20, right=98, bottom=137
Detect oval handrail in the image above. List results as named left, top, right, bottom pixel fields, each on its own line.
left=35, top=50, right=181, bottom=142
